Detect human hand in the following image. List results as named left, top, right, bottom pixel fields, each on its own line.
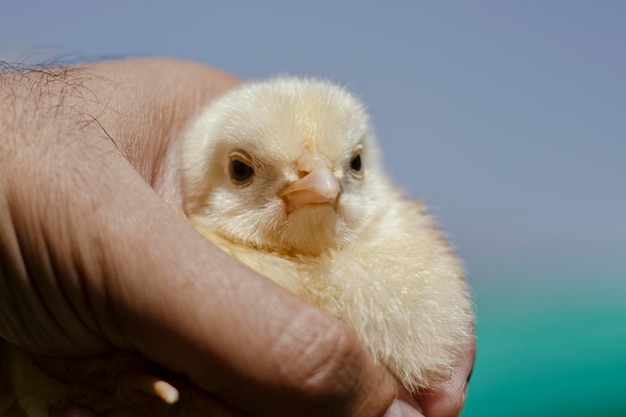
left=0, top=59, right=473, bottom=417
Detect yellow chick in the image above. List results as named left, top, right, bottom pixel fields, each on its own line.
left=5, top=77, right=473, bottom=417
left=182, top=78, right=474, bottom=392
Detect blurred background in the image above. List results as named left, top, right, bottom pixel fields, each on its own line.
left=2, top=1, right=625, bottom=415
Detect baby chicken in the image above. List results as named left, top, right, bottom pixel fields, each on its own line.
left=182, top=78, right=473, bottom=392
left=6, top=78, right=473, bottom=417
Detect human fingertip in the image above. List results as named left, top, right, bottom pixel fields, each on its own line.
left=60, top=405, right=100, bottom=417
left=384, top=399, right=426, bottom=417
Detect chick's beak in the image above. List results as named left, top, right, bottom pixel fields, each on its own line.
left=278, top=152, right=341, bottom=213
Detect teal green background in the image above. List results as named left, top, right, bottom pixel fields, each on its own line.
left=464, top=268, right=626, bottom=417
left=3, top=1, right=625, bottom=415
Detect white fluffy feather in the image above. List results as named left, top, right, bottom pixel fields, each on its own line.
left=183, top=77, right=473, bottom=392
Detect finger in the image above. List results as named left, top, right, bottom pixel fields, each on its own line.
left=416, top=339, right=476, bottom=417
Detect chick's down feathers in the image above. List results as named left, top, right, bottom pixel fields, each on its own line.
left=6, top=78, right=474, bottom=417
left=182, top=78, right=473, bottom=391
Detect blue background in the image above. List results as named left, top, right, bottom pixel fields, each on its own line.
left=3, top=2, right=625, bottom=415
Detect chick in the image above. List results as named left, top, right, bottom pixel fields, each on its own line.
left=182, top=78, right=474, bottom=392
left=6, top=78, right=473, bottom=417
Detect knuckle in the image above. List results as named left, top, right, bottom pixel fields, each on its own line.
left=274, top=307, right=362, bottom=400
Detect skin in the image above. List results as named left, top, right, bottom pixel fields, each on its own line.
left=0, top=59, right=474, bottom=417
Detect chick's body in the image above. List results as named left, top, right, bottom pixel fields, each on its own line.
left=6, top=78, right=473, bottom=417
left=183, top=78, right=473, bottom=392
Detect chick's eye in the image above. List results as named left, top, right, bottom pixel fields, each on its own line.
left=350, top=153, right=363, bottom=176
left=230, top=159, right=255, bottom=185
left=350, top=154, right=362, bottom=171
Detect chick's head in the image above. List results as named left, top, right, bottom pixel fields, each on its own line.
left=183, top=78, right=388, bottom=256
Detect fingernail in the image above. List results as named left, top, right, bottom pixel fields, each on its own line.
left=384, top=399, right=425, bottom=417
left=60, top=406, right=100, bottom=417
